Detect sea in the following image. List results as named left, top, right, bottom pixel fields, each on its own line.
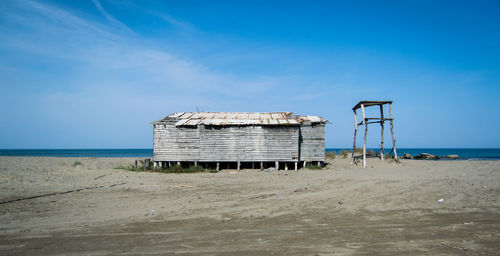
left=0, top=148, right=499, bottom=160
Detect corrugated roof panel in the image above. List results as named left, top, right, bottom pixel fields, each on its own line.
left=189, top=113, right=205, bottom=119
left=186, top=119, right=201, bottom=126
left=247, top=113, right=259, bottom=120
left=159, top=112, right=324, bottom=126
left=174, top=119, right=188, bottom=126
left=170, top=112, right=184, bottom=118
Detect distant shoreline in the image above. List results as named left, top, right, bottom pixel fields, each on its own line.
left=0, top=148, right=499, bottom=160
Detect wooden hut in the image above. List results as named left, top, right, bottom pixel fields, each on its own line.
left=152, top=112, right=327, bottom=170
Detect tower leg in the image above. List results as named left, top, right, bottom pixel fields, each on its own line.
left=389, top=103, right=398, bottom=159
left=361, top=104, right=367, bottom=168
left=351, top=109, right=358, bottom=164
left=380, top=104, right=385, bottom=160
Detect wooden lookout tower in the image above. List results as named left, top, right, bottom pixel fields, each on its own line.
left=351, top=101, right=397, bottom=168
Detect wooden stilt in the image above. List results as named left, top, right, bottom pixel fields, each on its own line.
left=389, top=103, right=398, bottom=159
left=352, top=100, right=397, bottom=167
left=361, top=104, right=367, bottom=168
left=168, top=161, right=171, bottom=167
left=303, top=161, right=307, bottom=168
left=294, top=162, right=298, bottom=171
left=252, top=162, right=255, bottom=169
left=285, top=163, right=288, bottom=171
left=216, top=162, right=220, bottom=171
left=194, top=161, right=198, bottom=167
left=379, top=104, right=385, bottom=160
left=351, top=109, right=358, bottom=164
left=317, top=161, right=321, bottom=167
left=177, top=161, right=181, bottom=166
left=260, top=161, right=264, bottom=170
left=237, top=161, right=241, bottom=171
left=275, top=161, right=279, bottom=170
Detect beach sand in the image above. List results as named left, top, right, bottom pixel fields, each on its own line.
left=0, top=156, right=499, bottom=255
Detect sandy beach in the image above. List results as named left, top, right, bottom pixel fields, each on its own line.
left=0, top=156, right=499, bottom=255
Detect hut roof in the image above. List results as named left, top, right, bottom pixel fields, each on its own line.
left=153, top=112, right=327, bottom=126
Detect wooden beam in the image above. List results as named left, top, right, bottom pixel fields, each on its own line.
left=389, top=103, right=398, bottom=159
left=294, top=162, right=298, bottom=171
left=361, top=104, right=367, bottom=168
left=216, top=162, right=220, bottom=171
left=275, top=161, right=279, bottom=170
left=351, top=109, right=358, bottom=164
left=260, top=161, right=264, bottom=171
left=380, top=104, right=385, bottom=160
left=237, top=161, right=241, bottom=171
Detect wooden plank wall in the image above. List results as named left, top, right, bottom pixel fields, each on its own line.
left=299, top=123, right=325, bottom=161
left=153, top=120, right=200, bottom=161
left=153, top=124, right=300, bottom=162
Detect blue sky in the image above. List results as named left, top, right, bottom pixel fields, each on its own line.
left=0, top=0, right=499, bottom=148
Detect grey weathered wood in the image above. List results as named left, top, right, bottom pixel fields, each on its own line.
left=351, top=101, right=398, bottom=165
left=361, top=104, right=367, bottom=168
left=294, top=162, right=298, bottom=171
left=260, top=161, right=263, bottom=170
left=299, top=123, right=325, bottom=162
left=389, top=103, right=398, bottom=159
left=216, top=162, right=220, bottom=171
left=351, top=109, right=358, bottom=164
left=237, top=161, right=240, bottom=171
left=379, top=104, right=385, bottom=160
left=153, top=113, right=325, bottom=163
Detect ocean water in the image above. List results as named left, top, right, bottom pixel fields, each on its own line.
left=325, top=148, right=500, bottom=160
left=0, top=149, right=152, bottom=158
left=0, top=148, right=499, bottom=160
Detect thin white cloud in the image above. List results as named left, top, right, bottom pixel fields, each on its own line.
left=91, top=0, right=135, bottom=34
left=154, top=12, right=194, bottom=31
left=1, top=0, right=276, bottom=97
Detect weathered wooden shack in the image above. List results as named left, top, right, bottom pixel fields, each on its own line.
left=152, top=112, right=327, bottom=170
